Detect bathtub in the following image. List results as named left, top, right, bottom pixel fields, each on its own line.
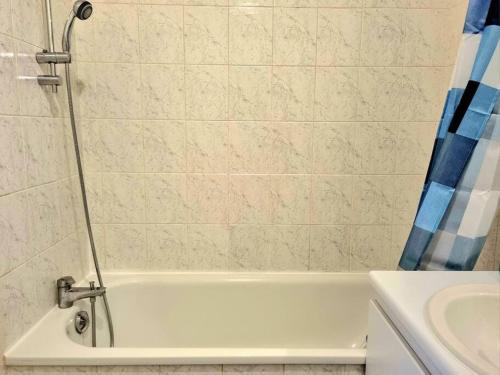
left=5, top=272, right=371, bottom=366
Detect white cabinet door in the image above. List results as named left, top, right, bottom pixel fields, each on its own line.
left=366, top=300, right=429, bottom=375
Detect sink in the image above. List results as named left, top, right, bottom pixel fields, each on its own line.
left=427, top=284, right=500, bottom=375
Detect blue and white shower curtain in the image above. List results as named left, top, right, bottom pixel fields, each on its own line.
left=399, top=0, right=499, bottom=270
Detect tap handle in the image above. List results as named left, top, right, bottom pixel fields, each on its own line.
left=57, top=276, right=75, bottom=289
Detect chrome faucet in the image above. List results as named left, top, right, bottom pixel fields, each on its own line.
left=57, top=276, right=106, bottom=309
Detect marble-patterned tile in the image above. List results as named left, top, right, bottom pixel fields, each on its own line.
left=284, top=364, right=365, bottom=375
left=185, top=65, right=228, bottom=120
left=25, top=184, right=60, bottom=253
left=102, top=173, right=146, bottom=223
left=184, top=0, right=228, bottom=4
left=312, top=122, right=355, bottom=174
left=0, top=192, right=30, bottom=277
left=274, top=0, right=317, bottom=6
left=270, top=175, right=310, bottom=224
left=187, top=224, right=229, bottom=269
left=352, top=175, right=394, bottom=225
left=144, top=174, right=188, bottom=223
left=350, top=225, right=392, bottom=271
left=184, top=6, right=228, bottom=64
left=160, top=366, right=222, bottom=375
left=187, top=121, right=228, bottom=172
left=8, top=366, right=99, bottom=374
left=0, top=36, right=19, bottom=115
left=146, top=224, right=189, bottom=270
left=139, top=5, right=184, bottom=63
left=317, top=0, right=363, bottom=6
left=315, top=68, right=359, bottom=121
left=273, top=7, right=317, bottom=66
left=141, top=64, right=185, bottom=119
left=229, top=7, right=273, bottom=65
left=0, top=260, right=38, bottom=350
left=403, top=9, right=458, bottom=67
left=74, top=62, right=98, bottom=120
left=85, top=173, right=105, bottom=224
left=98, top=365, right=159, bottom=374
left=272, top=67, right=315, bottom=121
left=352, top=122, right=398, bottom=174
left=311, top=175, right=353, bottom=224
left=94, top=63, right=141, bottom=119
left=80, top=119, right=103, bottom=172
left=93, top=3, right=140, bottom=63
left=390, top=225, right=411, bottom=269
left=395, top=122, right=435, bottom=174
left=100, top=120, right=144, bottom=172
left=229, top=66, right=272, bottom=121
left=310, top=225, right=350, bottom=271
left=267, top=225, right=310, bottom=270
left=228, top=224, right=270, bottom=270
left=56, top=178, right=79, bottom=238
left=10, top=0, right=45, bottom=47
left=229, top=175, right=272, bottom=224
left=105, top=224, right=148, bottom=270
left=400, top=67, right=451, bottom=122
left=0, top=116, right=25, bottom=195
left=272, top=122, right=313, bottom=173
left=22, top=117, right=65, bottom=186
left=0, top=0, right=12, bottom=35
left=229, top=121, right=273, bottom=173
left=364, top=0, right=408, bottom=6
left=358, top=68, right=403, bottom=122
left=229, top=0, right=273, bottom=5
left=408, top=0, right=461, bottom=8
left=223, top=365, right=283, bottom=375
left=360, top=8, right=404, bottom=66
left=317, top=9, right=362, bottom=67
left=187, top=174, right=228, bottom=223
left=143, top=120, right=186, bottom=172
left=392, top=175, right=424, bottom=224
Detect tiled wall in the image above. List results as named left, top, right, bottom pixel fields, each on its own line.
left=74, top=0, right=481, bottom=272
left=7, top=364, right=365, bottom=375
left=0, top=0, right=497, bottom=374
left=0, top=1, right=91, bottom=374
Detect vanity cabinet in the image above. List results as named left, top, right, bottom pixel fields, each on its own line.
left=366, top=300, right=429, bottom=375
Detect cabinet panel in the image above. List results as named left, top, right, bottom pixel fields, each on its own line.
left=366, top=300, right=429, bottom=375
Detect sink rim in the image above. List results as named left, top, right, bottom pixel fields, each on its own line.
left=427, top=283, right=500, bottom=375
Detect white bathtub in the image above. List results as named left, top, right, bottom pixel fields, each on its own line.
left=5, top=273, right=371, bottom=366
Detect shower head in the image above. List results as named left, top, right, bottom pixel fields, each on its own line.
left=62, top=1, right=93, bottom=52
left=73, top=1, right=93, bottom=20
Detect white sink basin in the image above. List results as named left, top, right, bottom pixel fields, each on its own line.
left=427, top=284, right=500, bottom=375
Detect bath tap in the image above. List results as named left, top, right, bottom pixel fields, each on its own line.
left=57, top=276, right=106, bottom=309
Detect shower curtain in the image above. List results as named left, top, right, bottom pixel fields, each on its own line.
left=399, top=0, right=499, bottom=270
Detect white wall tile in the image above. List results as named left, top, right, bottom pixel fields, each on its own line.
left=139, top=5, right=184, bottom=64
left=273, top=8, right=317, bottom=66
left=186, top=65, right=228, bottom=120
left=0, top=116, right=25, bottom=195
left=317, top=9, right=362, bottom=67
left=0, top=36, right=19, bottom=115
left=184, top=6, right=228, bottom=64
left=229, top=7, right=273, bottom=65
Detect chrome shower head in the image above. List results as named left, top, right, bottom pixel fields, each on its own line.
left=73, top=1, right=93, bottom=21
left=62, top=1, right=93, bottom=52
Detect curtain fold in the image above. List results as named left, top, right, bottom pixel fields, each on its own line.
left=399, top=0, right=500, bottom=271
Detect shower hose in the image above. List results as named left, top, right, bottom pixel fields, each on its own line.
left=65, top=62, right=115, bottom=347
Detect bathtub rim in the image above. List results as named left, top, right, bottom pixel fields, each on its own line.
left=4, top=271, right=369, bottom=366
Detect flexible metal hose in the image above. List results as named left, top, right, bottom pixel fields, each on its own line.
left=65, top=62, right=115, bottom=347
